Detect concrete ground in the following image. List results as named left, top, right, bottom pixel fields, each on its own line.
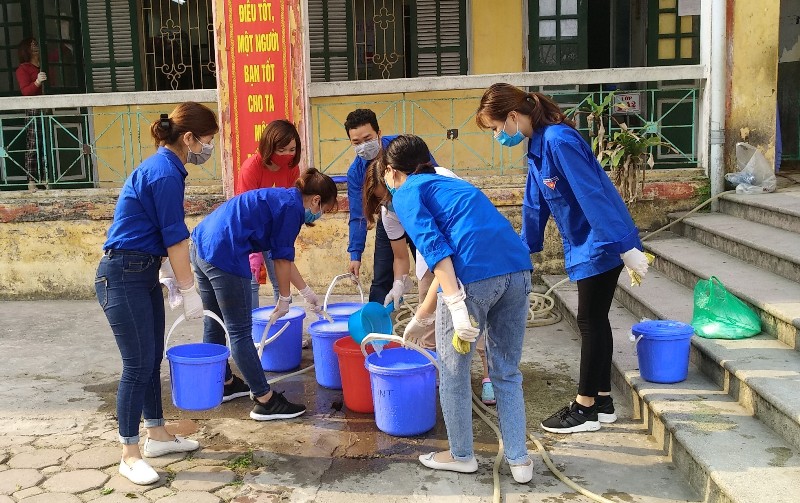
left=0, top=294, right=700, bottom=503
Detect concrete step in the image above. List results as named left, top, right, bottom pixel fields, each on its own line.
left=669, top=212, right=800, bottom=284
left=643, top=234, right=800, bottom=350
left=543, top=275, right=800, bottom=503
left=613, top=269, right=800, bottom=452
left=718, top=188, right=800, bottom=234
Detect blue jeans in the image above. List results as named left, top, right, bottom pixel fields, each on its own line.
left=435, top=271, right=532, bottom=465
left=95, top=250, right=167, bottom=444
left=369, top=218, right=416, bottom=303
left=250, top=251, right=279, bottom=308
left=190, top=244, right=270, bottom=398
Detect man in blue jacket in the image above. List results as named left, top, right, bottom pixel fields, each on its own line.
left=344, top=109, right=435, bottom=303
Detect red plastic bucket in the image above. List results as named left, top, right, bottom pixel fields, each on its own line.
left=333, top=337, right=398, bottom=413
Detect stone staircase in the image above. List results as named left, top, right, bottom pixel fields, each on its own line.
left=543, top=187, right=800, bottom=503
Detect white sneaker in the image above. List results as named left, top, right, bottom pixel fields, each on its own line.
left=510, top=459, right=534, bottom=484
left=418, top=452, right=478, bottom=473
left=143, top=436, right=199, bottom=458
left=118, top=459, right=159, bottom=485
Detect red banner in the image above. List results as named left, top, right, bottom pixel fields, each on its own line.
left=224, top=0, right=292, bottom=192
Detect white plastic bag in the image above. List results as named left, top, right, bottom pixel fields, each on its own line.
left=725, top=142, right=776, bottom=194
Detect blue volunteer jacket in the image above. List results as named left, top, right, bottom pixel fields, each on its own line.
left=346, top=134, right=436, bottom=261
left=524, top=123, right=641, bottom=281
left=392, top=173, right=532, bottom=285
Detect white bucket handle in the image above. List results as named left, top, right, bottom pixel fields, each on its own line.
left=164, top=310, right=231, bottom=358
left=628, top=332, right=644, bottom=356
left=323, top=273, right=364, bottom=312
left=255, top=317, right=291, bottom=360
left=359, top=333, right=440, bottom=372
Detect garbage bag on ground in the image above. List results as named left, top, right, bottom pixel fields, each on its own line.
left=725, top=142, right=777, bottom=194
left=691, top=276, right=761, bottom=339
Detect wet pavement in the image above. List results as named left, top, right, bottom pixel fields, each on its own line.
left=0, top=295, right=700, bottom=502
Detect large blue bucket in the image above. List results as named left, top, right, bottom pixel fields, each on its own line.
left=252, top=306, right=306, bottom=372
left=309, top=320, right=350, bottom=389
left=165, top=311, right=231, bottom=411
left=365, top=347, right=437, bottom=437
left=632, top=320, right=694, bottom=384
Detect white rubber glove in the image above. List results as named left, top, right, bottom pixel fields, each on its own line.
left=299, top=286, right=322, bottom=314
left=443, top=286, right=479, bottom=344
left=35, top=72, right=47, bottom=85
left=180, top=283, right=203, bottom=320
left=402, top=311, right=435, bottom=343
left=621, top=248, right=649, bottom=278
left=159, top=259, right=182, bottom=310
left=270, top=295, right=292, bottom=324
left=384, top=275, right=413, bottom=307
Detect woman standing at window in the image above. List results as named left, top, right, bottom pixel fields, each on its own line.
left=15, top=38, right=47, bottom=191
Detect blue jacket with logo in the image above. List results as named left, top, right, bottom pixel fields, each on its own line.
left=523, top=123, right=641, bottom=281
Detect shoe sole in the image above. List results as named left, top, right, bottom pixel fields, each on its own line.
left=142, top=446, right=199, bottom=458
left=249, top=409, right=306, bottom=421
left=222, top=391, right=251, bottom=403
left=598, top=412, right=617, bottom=423
left=540, top=420, right=601, bottom=434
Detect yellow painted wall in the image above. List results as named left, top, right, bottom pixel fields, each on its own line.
left=726, top=1, right=780, bottom=169
left=91, top=103, right=220, bottom=188
left=471, top=0, right=526, bottom=74
left=309, top=90, right=526, bottom=176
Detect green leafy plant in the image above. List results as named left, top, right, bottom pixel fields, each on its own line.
left=598, top=123, right=667, bottom=203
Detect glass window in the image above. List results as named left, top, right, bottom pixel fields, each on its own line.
left=539, top=0, right=556, bottom=16
left=658, top=38, right=676, bottom=59
left=560, top=0, right=577, bottom=16
left=539, top=44, right=557, bottom=66
left=540, top=20, right=557, bottom=39
left=560, top=19, right=578, bottom=38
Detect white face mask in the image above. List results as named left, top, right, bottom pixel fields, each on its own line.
left=354, top=138, right=381, bottom=161
left=187, top=137, right=214, bottom=165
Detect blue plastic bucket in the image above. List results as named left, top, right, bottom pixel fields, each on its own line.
left=309, top=320, right=350, bottom=389
left=252, top=306, right=306, bottom=372
left=365, top=347, right=437, bottom=436
left=632, top=320, right=694, bottom=384
left=167, top=343, right=230, bottom=411
left=349, top=302, right=394, bottom=345
left=325, top=302, right=364, bottom=321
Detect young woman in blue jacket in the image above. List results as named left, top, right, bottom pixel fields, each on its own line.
left=477, top=83, right=649, bottom=434
left=386, top=135, right=535, bottom=484
left=96, top=102, right=218, bottom=485
left=189, top=168, right=338, bottom=423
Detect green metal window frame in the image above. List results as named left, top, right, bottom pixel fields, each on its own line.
left=528, top=0, right=588, bottom=71
left=310, top=0, right=355, bottom=81
left=408, top=0, right=468, bottom=77
left=0, top=1, right=30, bottom=97
left=647, top=0, right=700, bottom=66
left=79, top=0, right=143, bottom=92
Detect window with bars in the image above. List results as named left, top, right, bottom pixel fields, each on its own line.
left=308, top=0, right=467, bottom=82
left=528, top=0, right=587, bottom=71
left=647, top=0, right=699, bottom=66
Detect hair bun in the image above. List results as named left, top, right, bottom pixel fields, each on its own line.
left=159, top=113, right=171, bottom=130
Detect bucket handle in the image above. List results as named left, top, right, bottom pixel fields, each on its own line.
left=628, top=331, right=644, bottom=356
left=359, top=333, right=440, bottom=372
left=164, top=310, right=231, bottom=358
left=323, top=273, right=364, bottom=313
left=255, top=317, right=291, bottom=360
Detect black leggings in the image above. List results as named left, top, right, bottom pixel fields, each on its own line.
left=576, top=264, right=624, bottom=397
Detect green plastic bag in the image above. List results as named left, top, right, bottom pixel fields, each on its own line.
left=691, top=276, right=761, bottom=339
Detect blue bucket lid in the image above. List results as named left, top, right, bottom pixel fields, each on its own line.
left=252, top=306, right=306, bottom=323
left=632, top=320, right=694, bottom=339
left=309, top=320, right=350, bottom=337
left=325, top=302, right=364, bottom=318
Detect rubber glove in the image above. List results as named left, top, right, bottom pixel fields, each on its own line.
left=443, top=285, right=479, bottom=352
left=159, top=259, right=181, bottom=310
left=180, top=283, right=204, bottom=320
left=402, top=311, right=435, bottom=343
left=627, top=252, right=655, bottom=287
left=249, top=253, right=264, bottom=278
left=35, top=72, right=47, bottom=85
left=384, top=274, right=413, bottom=307
left=270, top=295, right=292, bottom=324
left=621, top=248, right=649, bottom=280
left=299, top=286, right=322, bottom=314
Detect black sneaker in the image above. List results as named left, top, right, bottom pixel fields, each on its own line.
left=541, top=402, right=600, bottom=433
left=595, top=395, right=617, bottom=424
left=250, top=391, right=306, bottom=421
left=223, top=375, right=251, bottom=402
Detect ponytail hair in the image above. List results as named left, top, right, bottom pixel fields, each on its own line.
left=475, top=83, right=574, bottom=131
left=150, top=101, right=219, bottom=148
left=384, top=135, right=437, bottom=176
left=295, top=168, right=338, bottom=212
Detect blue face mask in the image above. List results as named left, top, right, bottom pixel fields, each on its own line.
left=384, top=178, right=397, bottom=196
left=304, top=207, right=322, bottom=224
left=495, top=117, right=525, bottom=147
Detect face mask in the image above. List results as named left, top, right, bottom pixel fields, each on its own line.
left=304, top=208, right=322, bottom=224
left=187, top=137, right=214, bottom=164
left=384, top=178, right=397, bottom=196
left=269, top=153, right=294, bottom=170
left=354, top=138, right=381, bottom=161
left=495, top=117, right=525, bottom=147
